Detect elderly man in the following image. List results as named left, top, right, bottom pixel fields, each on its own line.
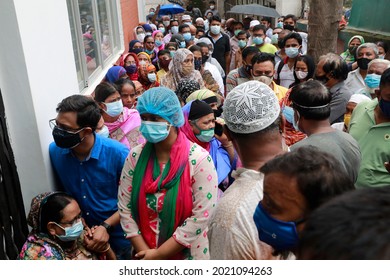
left=358, top=58, right=390, bottom=99
left=289, top=80, right=361, bottom=183
left=253, top=146, right=355, bottom=257
left=315, top=53, right=352, bottom=124
left=349, top=68, right=390, bottom=188
left=345, top=42, right=379, bottom=93
left=208, top=81, right=286, bottom=260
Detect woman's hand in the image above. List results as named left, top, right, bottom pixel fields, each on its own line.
left=135, top=249, right=162, bottom=260
left=83, top=225, right=110, bottom=252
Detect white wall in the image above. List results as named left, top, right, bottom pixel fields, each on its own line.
left=276, top=0, right=302, bottom=18
left=0, top=0, right=80, bottom=214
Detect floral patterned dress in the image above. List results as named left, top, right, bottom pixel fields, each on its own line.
left=118, top=143, right=218, bottom=259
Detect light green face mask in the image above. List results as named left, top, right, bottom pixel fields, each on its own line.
left=196, top=128, right=215, bottom=142
left=234, top=29, right=242, bottom=37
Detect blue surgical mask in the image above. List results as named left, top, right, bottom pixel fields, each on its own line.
left=55, top=220, right=83, bottom=242
left=277, top=22, right=283, bottom=28
left=158, top=27, right=165, bottom=33
left=238, top=40, right=247, bottom=49
left=179, top=41, right=186, bottom=48
left=183, top=32, right=192, bottom=41
left=234, top=29, right=242, bottom=37
left=364, top=73, right=381, bottom=89
left=379, top=55, right=385, bottom=59
left=379, top=98, right=390, bottom=118
left=282, top=106, right=294, bottom=124
left=104, top=100, right=123, bottom=117
left=253, top=203, right=300, bottom=252
left=140, top=121, right=171, bottom=143
left=292, top=109, right=300, bottom=131
left=171, top=26, right=179, bottom=34
left=253, top=36, right=264, bottom=45
left=210, top=25, right=221, bottom=35
left=170, top=50, right=176, bottom=58
left=97, top=125, right=110, bottom=138
left=271, top=34, right=278, bottom=44
left=155, top=40, right=163, bottom=47
left=285, top=47, right=299, bottom=58
left=196, top=128, right=215, bottom=142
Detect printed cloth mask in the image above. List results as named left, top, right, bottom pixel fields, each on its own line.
left=253, top=75, right=273, bottom=86
left=54, top=220, right=84, bottom=242
left=52, top=126, right=85, bottom=149
left=357, top=57, right=371, bottom=70
left=234, top=29, right=242, bottom=37
left=379, top=98, right=390, bottom=118
left=183, top=32, right=192, bottom=41
left=238, top=40, right=247, bottom=49
left=104, top=100, right=123, bottom=117
left=253, top=37, right=264, bottom=45
left=271, top=34, right=278, bottom=44
left=364, top=73, right=381, bottom=89
left=140, top=121, right=171, bottom=143
left=253, top=203, right=300, bottom=252
left=194, top=59, right=202, bottom=70
left=295, top=70, right=308, bottom=80
left=155, top=40, right=163, bottom=47
left=125, top=64, right=137, bottom=74
left=344, top=113, right=351, bottom=128
left=210, top=25, right=221, bottom=35
left=171, top=26, right=179, bottom=34
left=147, top=73, right=157, bottom=83
left=285, top=47, right=299, bottom=58
left=97, top=125, right=110, bottom=138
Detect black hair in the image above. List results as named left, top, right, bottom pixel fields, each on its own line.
left=158, top=49, right=171, bottom=57
left=196, top=28, right=205, bottom=34
left=376, top=41, right=389, bottom=53
left=289, top=80, right=331, bottom=120
left=179, top=24, right=190, bottom=33
left=196, top=42, right=209, bottom=49
left=261, top=17, right=272, bottom=24
left=237, top=30, right=247, bottom=37
left=251, top=52, right=276, bottom=67
left=291, top=55, right=316, bottom=87
left=242, top=46, right=260, bottom=60
left=114, top=78, right=136, bottom=94
left=233, top=21, right=244, bottom=28
left=380, top=67, right=390, bottom=88
left=143, top=35, right=153, bottom=44
left=210, top=15, right=221, bottom=23
left=260, top=145, right=355, bottom=212
left=282, top=32, right=302, bottom=46
left=318, top=53, right=349, bottom=80
left=209, top=0, right=216, bottom=4
left=39, top=192, right=75, bottom=234
left=56, top=95, right=101, bottom=131
left=284, top=14, right=298, bottom=23
left=252, top=24, right=267, bottom=34
left=94, top=82, right=119, bottom=103
left=299, top=186, right=390, bottom=260
left=189, top=44, right=202, bottom=53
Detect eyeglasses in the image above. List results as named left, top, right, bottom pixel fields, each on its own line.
left=49, top=119, right=83, bottom=133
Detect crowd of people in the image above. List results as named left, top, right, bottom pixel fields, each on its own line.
left=18, top=2, right=390, bottom=260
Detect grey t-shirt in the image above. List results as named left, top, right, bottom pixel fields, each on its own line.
left=290, top=130, right=361, bottom=183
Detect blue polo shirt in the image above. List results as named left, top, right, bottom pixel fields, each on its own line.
left=49, top=133, right=130, bottom=250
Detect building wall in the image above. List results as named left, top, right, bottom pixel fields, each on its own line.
left=121, top=0, right=140, bottom=52
left=276, top=0, right=301, bottom=18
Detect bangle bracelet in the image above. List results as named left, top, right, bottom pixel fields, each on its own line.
left=97, top=244, right=110, bottom=253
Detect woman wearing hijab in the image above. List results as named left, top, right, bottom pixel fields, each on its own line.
left=118, top=87, right=218, bottom=260
left=153, top=30, right=165, bottom=54
left=129, top=40, right=143, bottom=55
left=104, top=65, right=128, bottom=84
left=340, top=35, right=365, bottom=71
left=181, top=99, right=236, bottom=193
left=160, top=48, right=204, bottom=92
left=18, top=192, right=115, bottom=260
left=120, top=52, right=139, bottom=81
left=137, top=52, right=159, bottom=90
left=134, top=26, right=146, bottom=44
left=94, top=82, right=145, bottom=149
left=175, top=80, right=201, bottom=106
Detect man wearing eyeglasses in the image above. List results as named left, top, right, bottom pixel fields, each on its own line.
left=48, top=94, right=131, bottom=259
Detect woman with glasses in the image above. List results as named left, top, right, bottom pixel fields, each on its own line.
left=93, top=81, right=145, bottom=149
left=18, top=192, right=116, bottom=260
left=160, top=48, right=204, bottom=92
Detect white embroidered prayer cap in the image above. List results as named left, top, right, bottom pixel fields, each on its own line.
left=223, top=81, right=280, bottom=134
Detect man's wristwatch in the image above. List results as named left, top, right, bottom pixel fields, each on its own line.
left=100, top=221, right=113, bottom=233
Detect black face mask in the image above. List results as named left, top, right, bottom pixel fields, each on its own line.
left=52, top=127, right=84, bottom=149
left=201, top=55, right=209, bottom=64
left=283, top=24, right=295, bottom=31
left=194, top=59, right=202, bottom=70
left=357, top=57, right=371, bottom=70
left=315, top=74, right=330, bottom=85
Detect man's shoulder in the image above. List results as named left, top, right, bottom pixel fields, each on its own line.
left=98, top=135, right=130, bottom=155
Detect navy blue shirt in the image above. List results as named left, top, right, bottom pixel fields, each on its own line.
left=49, top=133, right=130, bottom=250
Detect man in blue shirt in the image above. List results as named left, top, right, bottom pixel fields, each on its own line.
left=49, top=94, right=131, bottom=259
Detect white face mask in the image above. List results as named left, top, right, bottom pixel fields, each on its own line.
left=295, top=70, right=308, bottom=80
left=147, top=73, right=157, bottom=83
left=139, top=60, right=147, bottom=65
left=136, top=33, right=145, bottom=42
left=97, top=125, right=110, bottom=138
left=210, top=5, right=215, bottom=9
left=253, top=75, right=273, bottom=86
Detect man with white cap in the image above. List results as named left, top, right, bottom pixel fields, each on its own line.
left=208, top=80, right=285, bottom=260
